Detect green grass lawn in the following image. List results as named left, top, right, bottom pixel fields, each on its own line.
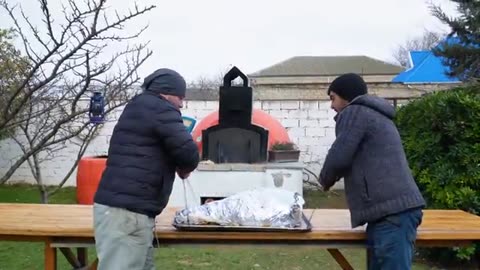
left=0, top=184, right=472, bottom=270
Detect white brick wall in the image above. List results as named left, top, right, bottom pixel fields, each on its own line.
left=300, top=119, right=319, bottom=127
left=261, top=101, right=281, bottom=110
left=280, top=101, right=300, bottom=110
left=0, top=100, right=337, bottom=186
left=308, top=109, right=329, bottom=119
left=287, top=127, right=305, bottom=138
left=280, top=119, right=300, bottom=128
left=305, top=127, right=326, bottom=137
left=253, top=101, right=262, bottom=109
left=300, top=101, right=319, bottom=110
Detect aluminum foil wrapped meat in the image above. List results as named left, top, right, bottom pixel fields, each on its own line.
left=174, top=188, right=305, bottom=228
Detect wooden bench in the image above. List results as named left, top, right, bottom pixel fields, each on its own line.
left=1, top=203, right=480, bottom=270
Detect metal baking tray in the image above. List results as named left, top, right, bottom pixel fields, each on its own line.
left=172, top=212, right=312, bottom=232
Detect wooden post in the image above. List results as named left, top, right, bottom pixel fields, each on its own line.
left=44, top=239, right=57, bottom=270
left=89, top=258, right=99, bottom=270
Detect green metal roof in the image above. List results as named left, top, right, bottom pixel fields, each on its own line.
left=250, top=56, right=404, bottom=77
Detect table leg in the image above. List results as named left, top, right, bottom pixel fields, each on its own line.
left=327, top=249, right=354, bottom=270
left=89, top=258, right=99, bottom=270
left=78, top=247, right=87, bottom=266
left=44, top=239, right=57, bottom=270
left=366, top=247, right=371, bottom=270
left=59, top=248, right=83, bottom=268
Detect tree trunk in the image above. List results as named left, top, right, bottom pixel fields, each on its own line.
left=40, top=188, right=49, bottom=204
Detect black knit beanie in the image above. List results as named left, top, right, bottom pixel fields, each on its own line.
left=141, top=68, right=187, bottom=97
left=327, top=73, right=368, bottom=102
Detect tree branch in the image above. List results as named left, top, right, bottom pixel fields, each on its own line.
left=39, top=0, right=58, bottom=46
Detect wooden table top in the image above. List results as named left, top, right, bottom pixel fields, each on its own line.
left=1, top=203, right=480, bottom=242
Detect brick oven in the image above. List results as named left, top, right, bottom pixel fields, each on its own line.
left=201, top=67, right=268, bottom=163
left=167, top=67, right=304, bottom=207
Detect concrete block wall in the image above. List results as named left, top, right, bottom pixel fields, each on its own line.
left=0, top=100, right=336, bottom=186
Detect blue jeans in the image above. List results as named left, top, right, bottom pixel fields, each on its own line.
left=366, top=208, right=423, bottom=270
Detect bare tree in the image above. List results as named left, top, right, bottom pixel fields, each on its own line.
left=188, top=75, right=222, bottom=90
left=188, top=65, right=245, bottom=90
left=188, top=69, right=228, bottom=90
left=0, top=28, right=29, bottom=139
left=12, top=98, right=101, bottom=201
left=392, top=29, right=446, bottom=67
left=0, top=0, right=155, bottom=202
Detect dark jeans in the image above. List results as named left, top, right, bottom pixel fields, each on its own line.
left=366, top=208, right=423, bottom=270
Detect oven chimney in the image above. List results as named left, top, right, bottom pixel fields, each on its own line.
left=201, top=67, right=268, bottom=163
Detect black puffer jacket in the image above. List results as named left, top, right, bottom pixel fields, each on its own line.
left=94, top=91, right=199, bottom=217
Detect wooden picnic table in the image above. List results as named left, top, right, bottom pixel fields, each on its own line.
left=1, top=203, right=480, bottom=270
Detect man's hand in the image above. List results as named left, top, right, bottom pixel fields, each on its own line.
left=318, top=174, right=331, bottom=192
left=319, top=179, right=330, bottom=192
left=176, top=168, right=191, bottom=179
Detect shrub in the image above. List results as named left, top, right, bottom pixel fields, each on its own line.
left=395, top=84, right=480, bottom=262
left=270, top=141, right=297, bottom=151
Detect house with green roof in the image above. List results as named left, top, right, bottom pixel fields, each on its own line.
left=249, top=56, right=404, bottom=85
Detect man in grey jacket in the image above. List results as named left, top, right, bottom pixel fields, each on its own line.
left=319, top=73, right=426, bottom=270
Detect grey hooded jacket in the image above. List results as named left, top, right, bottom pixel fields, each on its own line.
left=320, top=95, right=425, bottom=228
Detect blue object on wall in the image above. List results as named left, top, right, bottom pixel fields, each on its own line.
left=89, top=92, right=105, bottom=124
left=182, top=116, right=196, bottom=133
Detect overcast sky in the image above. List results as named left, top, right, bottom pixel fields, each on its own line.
left=1, top=0, right=458, bottom=83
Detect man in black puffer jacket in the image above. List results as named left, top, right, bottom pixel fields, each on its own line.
left=93, top=68, right=199, bottom=270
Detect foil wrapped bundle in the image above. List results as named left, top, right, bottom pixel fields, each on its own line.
left=174, top=188, right=305, bottom=228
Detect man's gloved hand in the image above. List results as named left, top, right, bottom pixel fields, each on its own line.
left=319, top=175, right=342, bottom=192
left=176, top=168, right=191, bottom=179
left=318, top=174, right=335, bottom=192
left=319, top=180, right=329, bottom=192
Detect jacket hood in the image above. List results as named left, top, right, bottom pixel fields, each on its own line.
left=348, top=94, right=395, bottom=119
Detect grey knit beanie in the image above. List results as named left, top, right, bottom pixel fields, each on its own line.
left=141, top=68, right=186, bottom=97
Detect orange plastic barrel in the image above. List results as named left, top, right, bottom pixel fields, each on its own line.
left=191, top=109, right=292, bottom=156
left=76, top=156, right=107, bottom=204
